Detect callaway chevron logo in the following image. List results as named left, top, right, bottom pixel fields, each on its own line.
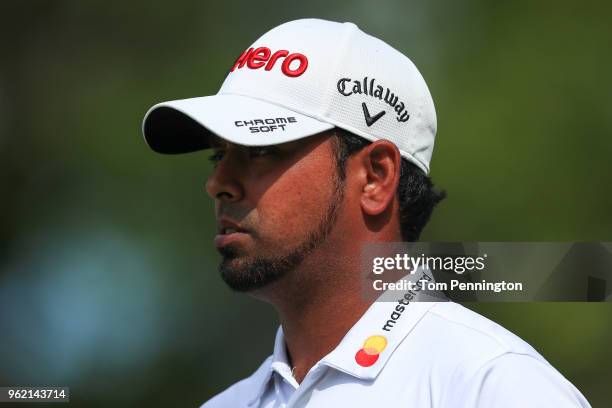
left=361, top=103, right=385, bottom=127
left=337, top=76, right=410, bottom=123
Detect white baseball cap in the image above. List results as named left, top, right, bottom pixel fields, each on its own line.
left=142, top=18, right=437, bottom=173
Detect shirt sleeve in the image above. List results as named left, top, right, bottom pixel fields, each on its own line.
left=456, top=353, right=592, bottom=408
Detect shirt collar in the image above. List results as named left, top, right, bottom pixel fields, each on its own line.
left=272, top=325, right=291, bottom=367
left=319, top=297, right=439, bottom=380
left=245, top=354, right=274, bottom=406
left=246, top=327, right=295, bottom=406
left=321, top=267, right=445, bottom=380
left=247, top=268, right=446, bottom=404
left=270, top=326, right=299, bottom=387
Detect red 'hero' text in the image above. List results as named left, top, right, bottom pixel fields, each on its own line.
left=230, top=47, right=308, bottom=78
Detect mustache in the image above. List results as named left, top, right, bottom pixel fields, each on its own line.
left=217, top=206, right=250, bottom=221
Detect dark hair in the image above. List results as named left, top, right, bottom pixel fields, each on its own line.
left=331, top=128, right=446, bottom=242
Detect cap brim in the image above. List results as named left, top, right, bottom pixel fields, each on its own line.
left=142, top=94, right=334, bottom=154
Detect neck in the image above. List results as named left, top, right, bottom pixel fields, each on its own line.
left=278, top=286, right=371, bottom=383
left=254, top=238, right=375, bottom=383
left=251, top=208, right=403, bottom=383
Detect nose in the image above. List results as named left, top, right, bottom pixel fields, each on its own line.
left=205, top=151, right=244, bottom=203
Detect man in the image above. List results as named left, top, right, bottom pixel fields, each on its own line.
left=142, top=19, right=591, bottom=408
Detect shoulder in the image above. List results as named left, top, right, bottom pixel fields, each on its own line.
left=453, top=352, right=592, bottom=407
left=199, top=355, right=273, bottom=408
left=411, top=303, right=590, bottom=407
left=381, top=302, right=546, bottom=381
left=421, top=302, right=543, bottom=357
left=384, top=302, right=543, bottom=381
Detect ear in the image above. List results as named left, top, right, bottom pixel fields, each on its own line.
left=359, top=140, right=401, bottom=216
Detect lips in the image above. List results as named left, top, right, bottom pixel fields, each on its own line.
left=219, top=226, right=244, bottom=235
left=217, top=218, right=248, bottom=234
left=215, top=218, right=249, bottom=249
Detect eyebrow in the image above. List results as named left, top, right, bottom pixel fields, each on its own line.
left=208, top=135, right=226, bottom=148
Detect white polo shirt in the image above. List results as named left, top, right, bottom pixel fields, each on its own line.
left=201, top=300, right=591, bottom=408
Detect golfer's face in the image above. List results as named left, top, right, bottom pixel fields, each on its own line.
left=205, top=132, right=338, bottom=263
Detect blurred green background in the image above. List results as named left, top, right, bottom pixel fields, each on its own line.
left=1, top=0, right=611, bottom=406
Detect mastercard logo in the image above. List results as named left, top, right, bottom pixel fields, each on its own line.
left=355, top=335, right=388, bottom=367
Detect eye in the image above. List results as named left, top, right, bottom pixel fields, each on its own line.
left=248, top=146, right=276, bottom=158
left=208, top=150, right=225, bottom=167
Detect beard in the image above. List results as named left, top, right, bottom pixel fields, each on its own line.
left=218, top=176, right=345, bottom=292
